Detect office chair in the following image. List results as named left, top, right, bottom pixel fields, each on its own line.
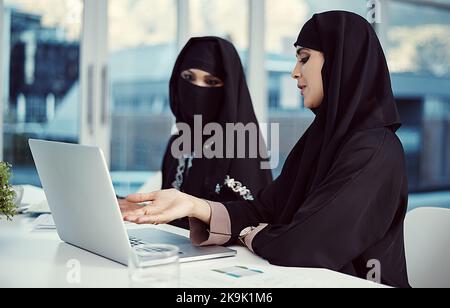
left=404, top=207, right=450, bottom=288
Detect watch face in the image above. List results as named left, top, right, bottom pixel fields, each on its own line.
left=239, top=226, right=254, bottom=238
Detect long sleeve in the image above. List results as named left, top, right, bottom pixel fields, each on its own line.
left=249, top=129, right=408, bottom=273
left=189, top=201, right=232, bottom=246
left=189, top=201, right=267, bottom=253
left=188, top=128, right=409, bottom=287
left=243, top=224, right=268, bottom=252
left=219, top=129, right=408, bottom=286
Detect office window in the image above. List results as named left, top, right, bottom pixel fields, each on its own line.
left=189, top=0, right=249, bottom=56
left=397, top=97, right=450, bottom=192
left=265, top=0, right=367, bottom=177
left=386, top=1, right=450, bottom=195
left=108, top=0, right=177, bottom=195
left=386, top=1, right=450, bottom=78
left=2, top=0, right=82, bottom=185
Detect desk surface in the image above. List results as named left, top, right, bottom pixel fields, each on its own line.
left=0, top=215, right=387, bottom=288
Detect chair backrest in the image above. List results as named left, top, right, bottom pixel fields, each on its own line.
left=404, top=207, right=450, bottom=288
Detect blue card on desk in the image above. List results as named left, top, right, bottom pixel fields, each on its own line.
left=213, top=266, right=264, bottom=279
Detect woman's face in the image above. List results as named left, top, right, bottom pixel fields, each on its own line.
left=180, top=69, right=224, bottom=88
left=291, top=47, right=325, bottom=109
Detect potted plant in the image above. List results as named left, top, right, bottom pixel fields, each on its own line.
left=0, top=162, right=16, bottom=220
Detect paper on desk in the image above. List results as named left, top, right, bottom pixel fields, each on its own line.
left=181, top=264, right=325, bottom=288
left=14, top=185, right=51, bottom=214
left=181, top=264, right=388, bottom=288
left=19, top=185, right=46, bottom=205
left=32, top=214, right=133, bottom=231
left=25, top=199, right=51, bottom=214
left=33, top=214, right=56, bottom=230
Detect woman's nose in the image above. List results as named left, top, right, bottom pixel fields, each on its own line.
left=291, top=64, right=302, bottom=79
left=291, top=70, right=301, bottom=80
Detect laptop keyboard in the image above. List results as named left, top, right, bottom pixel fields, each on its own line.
left=129, top=236, right=147, bottom=247
left=129, top=236, right=184, bottom=254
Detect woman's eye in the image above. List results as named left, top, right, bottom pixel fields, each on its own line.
left=299, top=56, right=310, bottom=64
left=206, top=79, right=221, bottom=86
left=182, top=73, right=194, bottom=81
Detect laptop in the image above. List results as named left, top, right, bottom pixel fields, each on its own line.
left=29, top=139, right=236, bottom=265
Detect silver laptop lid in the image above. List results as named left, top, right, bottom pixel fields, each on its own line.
left=29, top=139, right=132, bottom=265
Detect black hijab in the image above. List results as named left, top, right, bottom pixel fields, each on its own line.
left=220, top=12, right=409, bottom=287
left=271, top=10, right=402, bottom=223
left=162, top=37, right=273, bottom=228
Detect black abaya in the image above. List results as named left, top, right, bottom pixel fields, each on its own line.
left=213, top=11, right=410, bottom=288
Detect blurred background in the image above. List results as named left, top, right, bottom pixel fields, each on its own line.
left=1, top=0, right=449, bottom=210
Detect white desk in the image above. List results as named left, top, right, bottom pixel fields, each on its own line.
left=0, top=215, right=387, bottom=288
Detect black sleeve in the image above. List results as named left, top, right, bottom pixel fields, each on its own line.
left=221, top=177, right=281, bottom=243
left=249, top=130, right=407, bottom=271
left=161, top=136, right=177, bottom=190
left=215, top=158, right=274, bottom=203
left=220, top=129, right=406, bottom=270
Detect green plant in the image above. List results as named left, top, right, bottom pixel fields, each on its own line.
left=0, top=162, right=16, bottom=220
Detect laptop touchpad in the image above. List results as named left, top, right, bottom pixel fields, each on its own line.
left=128, top=228, right=191, bottom=245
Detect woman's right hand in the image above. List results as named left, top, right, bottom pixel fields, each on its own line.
left=120, top=189, right=212, bottom=226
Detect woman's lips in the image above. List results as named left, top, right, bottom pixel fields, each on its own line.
left=298, top=85, right=306, bottom=96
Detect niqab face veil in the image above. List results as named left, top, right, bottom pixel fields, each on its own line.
left=162, top=37, right=273, bottom=229
left=176, top=41, right=225, bottom=126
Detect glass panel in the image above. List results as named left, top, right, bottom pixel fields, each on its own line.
left=387, top=1, right=450, bottom=78
left=423, top=0, right=450, bottom=5
left=108, top=0, right=177, bottom=196
left=189, top=0, right=249, bottom=63
left=387, top=1, right=450, bottom=197
left=397, top=97, right=450, bottom=192
left=264, top=0, right=450, bottom=203
left=2, top=0, right=83, bottom=185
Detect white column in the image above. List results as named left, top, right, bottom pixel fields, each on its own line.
left=248, top=0, right=267, bottom=125
left=0, top=0, right=4, bottom=161
left=373, top=0, right=389, bottom=51
left=95, top=0, right=110, bottom=165
left=46, top=93, right=55, bottom=122
left=421, top=96, right=446, bottom=186
left=2, top=5, right=10, bottom=120
left=23, top=31, right=36, bottom=85
left=17, top=94, right=26, bottom=123
left=80, top=0, right=95, bottom=147
left=176, top=0, right=190, bottom=52
left=80, top=0, right=110, bottom=165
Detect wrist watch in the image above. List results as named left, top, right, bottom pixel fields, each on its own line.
left=239, top=226, right=256, bottom=245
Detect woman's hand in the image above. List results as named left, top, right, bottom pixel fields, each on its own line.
left=118, top=198, right=144, bottom=213
left=120, top=189, right=212, bottom=225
